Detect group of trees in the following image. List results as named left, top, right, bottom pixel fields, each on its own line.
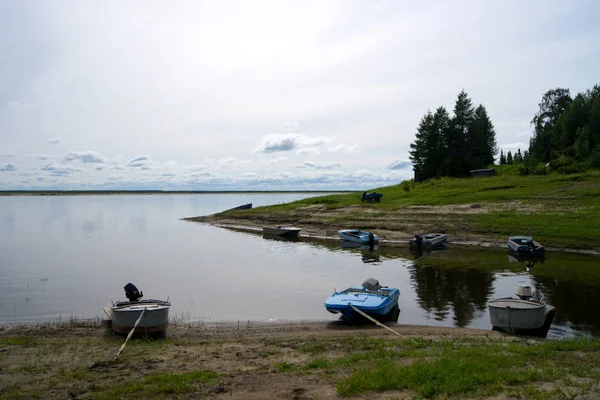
left=528, top=85, right=600, bottom=172
left=409, top=90, right=497, bottom=181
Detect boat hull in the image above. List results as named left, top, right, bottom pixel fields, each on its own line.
left=104, top=300, right=170, bottom=336
left=488, top=298, right=555, bottom=337
left=409, top=233, right=447, bottom=248
left=338, top=230, right=379, bottom=244
left=507, top=236, right=545, bottom=256
left=262, top=226, right=301, bottom=237
left=325, top=286, right=399, bottom=323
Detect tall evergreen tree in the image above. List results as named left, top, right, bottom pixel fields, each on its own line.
left=409, top=107, right=451, bottom=181
left=409, top=111, right=435, bottom=181
left=507, top=150, right=513, bottom=164
left=444, top=90, right=474, bottom=176
left=500, top=149, right=506, bottom=165
left=468, top=104, right=497, bottom=169
left=530, top=88, right=572, bottom=162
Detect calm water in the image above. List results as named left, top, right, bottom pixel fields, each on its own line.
left=1, top=194, right=600, bottom=339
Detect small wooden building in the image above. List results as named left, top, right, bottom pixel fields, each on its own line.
left=469, top=168, right=495, bottom=178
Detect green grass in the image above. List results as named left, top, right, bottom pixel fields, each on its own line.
left=217, top=168, right=600, bottom=250
left=295, top=336, right=600, bottom=398
left=92, top=370, right=220, bottom=399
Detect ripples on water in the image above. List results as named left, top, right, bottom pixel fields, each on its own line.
left=1, top=194, right=600, bottom=339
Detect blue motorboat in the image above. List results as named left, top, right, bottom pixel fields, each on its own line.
left=338, top=229, right=378, bottom=244
left=324, top=278, right=400, bottom=323
left=507, top=236, right=545, bottom=256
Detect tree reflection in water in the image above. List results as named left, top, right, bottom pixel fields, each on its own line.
left=531, top=275, right=600, bottom=335
left=408, top=264, right=496, bottom=327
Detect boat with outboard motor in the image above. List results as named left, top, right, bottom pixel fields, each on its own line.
left=104, top=283, right=171, bottom=337
left=488, top=284, right=555, bottom=337
left=262, top=226, right=301, bottom=237
left=507, top=236, right=545, bottom=256
left=338, top=229, right=378, bottom=244
left=324, top=278, right=400, bottom=323
left=409, top=233, right=447, bottom=248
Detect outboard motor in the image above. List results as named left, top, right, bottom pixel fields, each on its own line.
left=362, top=277, right=383, bottom=291
left=414, top=234, right=423, bottom=246
left=124, top=283, right=143, bottom=302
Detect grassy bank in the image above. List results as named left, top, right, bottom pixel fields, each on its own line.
left=191, top=168, right=600, bottom=251
left=1, top=322, right=599, bottom=399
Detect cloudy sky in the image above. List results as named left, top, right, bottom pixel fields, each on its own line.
left=1, top=1, right=598, bottom=190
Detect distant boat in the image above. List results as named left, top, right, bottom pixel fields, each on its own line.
left=409, top=233, right=447, bottom=248
left=262, top=226, right=301, bottom=237
left=230, top=203, right=252, bottom=211
left=507, top=236, right=545, bottom=256
left=488, top=284, right=555, bottom=337
left=338, top=229, right=378, bottom=244
left=324, top=278, right=400, bottom=323
left=103, top=283, right=170, bottom=337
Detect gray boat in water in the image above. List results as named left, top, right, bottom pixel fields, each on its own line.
left=488, top=284, right=555, bottom=337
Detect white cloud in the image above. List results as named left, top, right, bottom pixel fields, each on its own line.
left=95, top=164, right=106, bottom=170
left=387, top=160, right=412, bottom=170
left=254, top=134, right=333, bottom=153
left=1, top=153, right=16, bottom=158
left=295, top=162, right=341, bottom=170
left=0, top=162, right=16, bottom=171
left=41, top=163, right=82, bottom=176
left=296, top=148, right=320, bottom=156
left=279, top=121, right=300, bottom=132
left=128, top=155, right=151, bottom=167
left=64, top=151, right=106, bottom=164
left=328, top=144, right=359, bottom=153
left=267, top=157, right=289, bottom=164
left=48, top=138, right=61, bottom=145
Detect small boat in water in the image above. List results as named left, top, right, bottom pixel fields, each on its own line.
left=338, top=229, right=378, bottom=244
left=488, top=284, right=555, bottom=337
left=507, top=236, right=545, bottom=256
left=409, top=233, right=447, bottom=248
left=324, top=278, right=400, bottom=323
left=262, top=226, right=301, bottom=237
left=104, top=283, right=171, bottom=337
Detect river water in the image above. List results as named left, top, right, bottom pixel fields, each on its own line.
left=1, top=193, right=599, bottom=339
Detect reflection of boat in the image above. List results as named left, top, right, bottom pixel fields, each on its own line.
left=338, top=229, right=378, bottom=244
left=262, top=232, right=299, bottom=242
left=339, top=241, right=378, bottom=250
left=409, top=233, right=447, bottom=248
left=488, top=284, right=555, bottom=337
left=409, top=244, right=448, bottom=259
left=230, top=203, right=252, bottom=211
left=324, top=278, right=400, bottom=323
left=507, top=236, right=545, bottom=256
left=103, top=283, right=171, bottom=337
left=507, top=251, right=545, bottom=271
left=262, top=226, right=301, bottom=237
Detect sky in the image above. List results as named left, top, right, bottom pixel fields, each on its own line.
left=1, top=0, right=599, bottom=191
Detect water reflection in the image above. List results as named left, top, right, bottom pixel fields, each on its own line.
left=531, top=275, right=600, bottom=335
left=338, top=242, right=382, bottom=265
left=262, top=233, right=300, bottom=243
left=409, top=264, right=495, bottom=327
left=507, top=251, right=545, bottom=271
left=409, top=245, right=448, bottom=260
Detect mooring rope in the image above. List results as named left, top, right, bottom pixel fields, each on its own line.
left=349, top=305, right=405, bottom=338
left=115, top=307, right=147, bottom=360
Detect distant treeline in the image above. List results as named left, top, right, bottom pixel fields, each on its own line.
left=409, top=90, right=497, bottom=181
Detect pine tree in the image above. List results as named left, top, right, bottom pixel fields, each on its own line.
left=444, top=90, right=474, bottom=176
left=507, top=150, right=513, bottom=165
left=468, top=104, right=497, bottom=169
left=500, top=149, right=506, bottom=165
